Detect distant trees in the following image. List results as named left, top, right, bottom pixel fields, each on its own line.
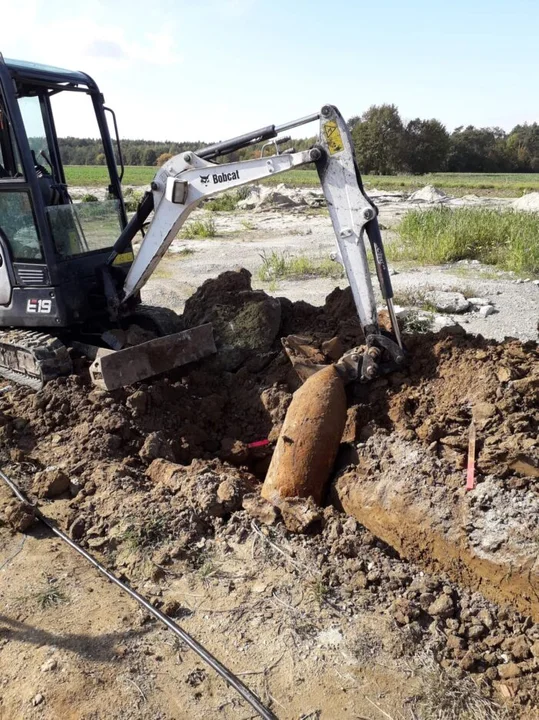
left=348, top=106, right=539, bottom=175
left=52, top=111, right=539, bottom=174
left=446, top=126, right=509, bottom=172
left=351, top=104, right=405, bottom=175
left=56, top=137, right=206, bottom=167
left=404, top=118, right=450, bottom=174
left=506, top=123, right=539, bottom=171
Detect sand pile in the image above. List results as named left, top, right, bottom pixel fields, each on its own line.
left=408, top=185, right=449, bottom=203
left=512, top=192, right=539, bottom=212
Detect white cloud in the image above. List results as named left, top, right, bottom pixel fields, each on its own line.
left=0, top=5, right=181, bottom=70
left=85, top=40, right=126, bottom=60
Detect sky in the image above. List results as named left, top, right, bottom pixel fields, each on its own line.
left=1, top=0, right=538, bottom=142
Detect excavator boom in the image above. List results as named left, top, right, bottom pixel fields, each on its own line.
left=103, top=104, right=404, bottom=383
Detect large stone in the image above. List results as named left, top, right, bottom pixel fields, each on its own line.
left=428, top=594, right=454, bottom=619
left=242, top=494, right=278, bottom=525
left=33, top=468, right=69, bottom=498
left=479, top=305, right=495, bottom=318
left=278, top=496, right=322, bottom=533
left=425, top=291, right=470, bottom=314
left=139, top=431, right=175, bottom=462
left=498, top=662, right=522, bottom=679
left=4, top=500, right=35, bottom=532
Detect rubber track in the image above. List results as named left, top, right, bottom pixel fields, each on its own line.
left=0, top=330, right=72, bottom=390
left=129, top=304, right=184, bottom=336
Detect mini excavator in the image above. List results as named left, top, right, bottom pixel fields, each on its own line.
left=0, top=55, right=404, bottom=391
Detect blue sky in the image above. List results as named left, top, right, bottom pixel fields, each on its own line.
left=1, top=0, right=538, bottom=141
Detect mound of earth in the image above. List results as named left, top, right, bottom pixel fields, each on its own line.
left=512, top=192, right=539, bottom=212
left=408, top=185, right=448, bottom=203
left=0, top=269, right=538, bottom=714
left=237, top=183, right=308, bottom=211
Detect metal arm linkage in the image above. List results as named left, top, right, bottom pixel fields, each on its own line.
left=121, top=105, right=405, bottom=380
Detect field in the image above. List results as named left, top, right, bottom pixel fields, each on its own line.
left=65, top=165, right=539, bottom=196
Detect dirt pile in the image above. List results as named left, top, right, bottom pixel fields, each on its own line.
left=0, top=269, right=538, bottom=713
left=512, top=192, right=539, bottom=212
left=334, top=332, right=539, bottom=617
left=408, top=185, right=448, bottom=203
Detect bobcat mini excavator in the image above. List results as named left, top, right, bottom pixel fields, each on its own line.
left=0, top=56, right=404, bottom=391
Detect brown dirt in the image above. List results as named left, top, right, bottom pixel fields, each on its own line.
left=0, top=269, right=538, bottom=719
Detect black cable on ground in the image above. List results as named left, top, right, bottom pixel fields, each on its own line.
left=0, top=468, right=278, bottom=720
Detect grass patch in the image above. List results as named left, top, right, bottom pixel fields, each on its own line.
left=205, top=192, right=239, bottom=212
left=306, top=578, right=329, bottom=608
left=122, top=186, right=146, bottom=212
left=34, top=583, right=68, bottom=609
left=413, top=654, right=508, bottom=719
left=388, top=207, right=539, bottom=275
left=392, top=287, right=437, bottom=312
left=79, top=192, right=99, bottom=203
left=122, top=516, right=170, bottom=550
left=180, top=216, right=217, bottom=239
left=66, top=165, right=156, bottom=186
left=258, top=250, right=344, bottom=281
left=401, top=310, right=433, bottom=333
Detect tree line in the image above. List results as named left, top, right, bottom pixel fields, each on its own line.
left=56, top=105, right=539, bottom=174
left=349, top=105, right=539, bottom=175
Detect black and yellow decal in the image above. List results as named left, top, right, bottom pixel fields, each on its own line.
left=323, top=121, right=344, bottom=155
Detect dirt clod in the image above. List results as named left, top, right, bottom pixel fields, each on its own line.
left=4, top=499, right=35, bottom=532
left=33, top=468, right=69, bottom=498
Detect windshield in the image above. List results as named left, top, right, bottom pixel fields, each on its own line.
left=18, top=96, right=51, bottom=162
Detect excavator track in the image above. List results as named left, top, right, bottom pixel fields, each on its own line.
left=127, top=304, right=184, bottom=336
left=0, top=330, right=72, bottom=391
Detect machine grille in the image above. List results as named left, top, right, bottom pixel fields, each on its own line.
left=14, top=265, right=49, bottom=286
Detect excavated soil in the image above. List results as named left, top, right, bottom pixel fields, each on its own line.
left=0, top=269, right=538, bottom=718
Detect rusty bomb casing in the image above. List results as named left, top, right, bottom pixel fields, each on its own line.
left=261, top=364, right=347, bottom=505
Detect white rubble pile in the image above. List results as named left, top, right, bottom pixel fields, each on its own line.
left=511, top=192, right=539, bottom=212
left=407, top=185, right=448, bottom=204
left=237, top=183, right=323, bottom=211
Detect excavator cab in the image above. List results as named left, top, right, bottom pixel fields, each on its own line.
left=0, top=55, right=132, bottom=329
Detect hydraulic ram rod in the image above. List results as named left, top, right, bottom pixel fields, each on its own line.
left=0, top=468, right=278, bottom=720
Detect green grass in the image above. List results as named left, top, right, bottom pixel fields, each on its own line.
left=122, top=516, right=169, bottom=550
left=65, top=165, right=156, bottom=186
left=204, top=192, right=239, bottom=211
left=34, top=583, right=68, bottom=609
left=258, top=250, right=344, bottom=281
left=64, top=165, right=539, bottom=198
left=180, top=216, right=217, bottom=238
left=388, top=207, right=539, bottom=276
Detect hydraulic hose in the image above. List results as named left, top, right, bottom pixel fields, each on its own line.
left=0, top=468, right=277, bottom=720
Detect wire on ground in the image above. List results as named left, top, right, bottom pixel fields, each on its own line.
left=0, top=467, right=277, bottom=720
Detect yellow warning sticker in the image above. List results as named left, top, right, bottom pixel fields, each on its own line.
left=113, top=251, right=134, bottom=265
left=323, top=121, right=344, bottom=155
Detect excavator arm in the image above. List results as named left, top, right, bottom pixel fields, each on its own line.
left=98, top=105, right=404, bottom=388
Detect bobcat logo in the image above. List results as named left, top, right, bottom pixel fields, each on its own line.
left=200, top=174, right=210, bottom=185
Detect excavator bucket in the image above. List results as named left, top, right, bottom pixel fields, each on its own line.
left=89, top=323, right=216, bottom=391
